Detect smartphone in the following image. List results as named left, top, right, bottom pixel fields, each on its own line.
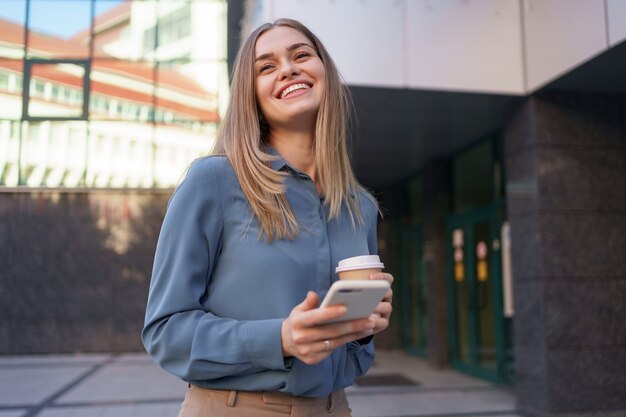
left=319, top=280, right=390, bottom=323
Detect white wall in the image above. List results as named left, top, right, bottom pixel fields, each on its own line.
left=522, top=0, right=607, bottom=91
left=607, top=0, right=626, bottom=46
left=408, top=0, right=524, bottom=94
left=265, top=0, right=407, bottom=88
left=247, top=0, right=621, bottom=95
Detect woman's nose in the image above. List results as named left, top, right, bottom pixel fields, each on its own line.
left=277, top=60, right=299, bottom=80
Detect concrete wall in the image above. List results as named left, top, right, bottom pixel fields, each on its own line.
left=0, top=190, right=169, bottom=354
left=504, top=91, right=626, bottom=416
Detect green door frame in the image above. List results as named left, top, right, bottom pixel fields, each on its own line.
left=446, top=202, right=508, bottom=383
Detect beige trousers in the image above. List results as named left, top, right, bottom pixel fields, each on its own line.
left=178, top=384, right=352, bottom=417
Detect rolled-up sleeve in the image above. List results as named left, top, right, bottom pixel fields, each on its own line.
left=142, top=159, right=288, bottom=382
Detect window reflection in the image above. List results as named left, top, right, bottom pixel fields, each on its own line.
left=27, top=0, right=91, bottom=59
left=0, top=60, right=24, bottom=120
left=144, top=2, right=192, bottom=60
left=19, top=121, right=87, bottom=187
left=0, top=1, right=26, bottom=59
left=186, top=0, right=227, bottom=61
left=0, top=0, right=227, bottom=188
left=153, top=121, right=215, bottom=187
left=89, top=59, right=155, bottom=122
left=87, top=122, right=153, bottom=188
left=92, top=0, right=153, bottom=61
left=27, top=62, right=86, bottom=119
left=155, top=62, right=219, bottom=126
left=0, top=120, right=21, bottom=186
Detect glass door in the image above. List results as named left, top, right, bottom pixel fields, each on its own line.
left=446, top=203, right=513, bottom=383
left=398, top=225, right=427, bottom=356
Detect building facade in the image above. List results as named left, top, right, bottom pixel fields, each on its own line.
left=239, top=1, right=625, bottom=417
left=0, top=0, right=228, bottom=351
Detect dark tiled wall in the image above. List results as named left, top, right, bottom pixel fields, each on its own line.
left=0, top=190, right=171, bottom=354
left=505, top=91, right=626, bottom=416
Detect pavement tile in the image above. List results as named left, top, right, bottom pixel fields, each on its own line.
left=348, top=389, right=517, bottom=417
left=0, top=366, right=93, bottom=406
left=0, top=350, right=525, bottom=417
left=0, top=411, right=26, bottom=417
left=0, top=355, right=110, bottom=366
left=56, top=362, right=186, bottom=404
left=37, top=402, right=182, bottom=417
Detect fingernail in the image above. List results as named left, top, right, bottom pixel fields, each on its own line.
left=363, top=329, right=374, bottom=336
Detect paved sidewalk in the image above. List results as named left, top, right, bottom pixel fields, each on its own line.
left=0, top=350, right=522, bottom=417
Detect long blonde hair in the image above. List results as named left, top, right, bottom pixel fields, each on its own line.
left=212, top=18, right=368, bottom=241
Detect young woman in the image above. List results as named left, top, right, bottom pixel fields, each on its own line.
left=142, top=18, right=394, bottom=416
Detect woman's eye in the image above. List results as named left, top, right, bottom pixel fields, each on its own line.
left=294, top=51, right=310, bottom=60
left=258, top=63, right=273, bottom=73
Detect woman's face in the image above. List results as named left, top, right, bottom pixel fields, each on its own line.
left=254, top=26, right=326, bottom=131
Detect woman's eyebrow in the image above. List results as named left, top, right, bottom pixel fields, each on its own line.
left=286, top=42, right=314, bottom=52
left=255, top=42, right=315, bottom=62
left=255, top=52, right=273, bottom=62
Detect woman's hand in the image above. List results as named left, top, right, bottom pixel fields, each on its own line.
left=369, top=272, right=394, bottom=334
left=281, top=292, right=375, bottom=365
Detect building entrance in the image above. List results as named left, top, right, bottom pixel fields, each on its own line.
left=446, top=203, right=513, bottom=383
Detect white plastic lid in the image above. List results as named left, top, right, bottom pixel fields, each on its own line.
left=335, top=255, right=384, bottom=273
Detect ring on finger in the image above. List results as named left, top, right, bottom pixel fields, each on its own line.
left=324, top=339, right=330, bottom=351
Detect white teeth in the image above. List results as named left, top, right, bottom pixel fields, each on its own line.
left=280, top=83, right=310, bottom=99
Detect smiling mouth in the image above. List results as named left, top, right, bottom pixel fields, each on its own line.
left=279, top=83, right=312, bottom=99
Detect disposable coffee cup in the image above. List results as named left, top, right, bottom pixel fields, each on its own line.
left=335, top=255, right=384, bottom=280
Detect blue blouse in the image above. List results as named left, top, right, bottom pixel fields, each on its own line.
left=142, top=151, right=379, bottom=398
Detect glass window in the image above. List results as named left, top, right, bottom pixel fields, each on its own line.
left=153, top=121, right=214, bottom=187
left=0, top=120, right=21, bottom=186
left=19, top=121, right=87, bottom=187
left=92, top=0, right=133, bottom=59
left=453, top=140, right=494, bottom=213
left=26, top=62, right=87, bottom=119
left=27, top=0, right=91, bottom=59
left=407, top=175, right=423, bottom=225
left=155, top=62, right=220, bottom=127
left=0, top=59, right=24, bottom=120
left=0, top=0, right=26, bottom=59
left=62, top=122, right=88, bottom=186
left=89, top=59, right=155, bottom=121
left=156, top=3, right=192, bottom=46
left=188, top=0, right=227, bottom=61
left=86, top=121, right=154, bottom=188
left=119, top=0, right=159, bottom=62
left=142, top=1, right=192, bottom=60
left=4, top=0, right=226, bottom=189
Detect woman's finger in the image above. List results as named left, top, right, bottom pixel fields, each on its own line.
left=293, top=317, right=374, bottom=344
left=297, top=305, right=347, bottom=328
left=369, top=272, right=394, bottom=284
left=373, top=302, right=392, bottom=318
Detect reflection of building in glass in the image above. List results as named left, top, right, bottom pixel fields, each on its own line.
left=0, top=0, right=227, bottom=188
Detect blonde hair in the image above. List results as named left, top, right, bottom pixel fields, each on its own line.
left=212, top=18, right=369, bottom=241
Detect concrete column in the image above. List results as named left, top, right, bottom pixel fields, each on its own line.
left=422, top=159, right=451, bottom=368
left=504, top=92, right=626, bottom=416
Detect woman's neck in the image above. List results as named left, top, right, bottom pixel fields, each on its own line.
left=269, top=128, right=316, bottom=182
